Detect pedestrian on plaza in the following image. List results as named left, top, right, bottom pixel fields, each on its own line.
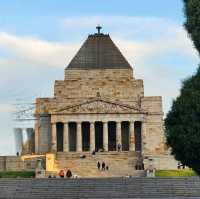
left=106, top=165, right=109, bottom=171
left=102, top=162, right=105, bottom=171
left=66, top=169, right=72, bottom=178
left=97, top=161, right=101, bottom=170
left=117, top=143, right=121, bottom=152
left=59, top=170, right=65, bottom=178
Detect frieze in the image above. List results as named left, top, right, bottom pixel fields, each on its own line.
left=55, top=99, right=146, bottom=114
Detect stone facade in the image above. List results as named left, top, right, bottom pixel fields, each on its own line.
left=35, top=68, right=166, bottom=157
left=0, top=156, right=38, bottom=171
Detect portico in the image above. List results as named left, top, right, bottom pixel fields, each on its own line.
left=51, top=117, right=143, bottom=153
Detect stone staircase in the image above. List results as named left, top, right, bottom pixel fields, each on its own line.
left=0, top=177, right=200, bottom=198
left=54, top=151, right=144, bottom=177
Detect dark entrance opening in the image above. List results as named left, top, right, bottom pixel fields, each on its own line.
left=82, top=122, right=90, bottom=151
left=108, top=121, right=116, bottom=151
left=56, top=122, right=64, bottom=152
left=95, top=122, right=103, bottom=152
left=121, top=121, right=129, bottom=151
left=135, top=121, right=142, bottom=152
left=69, top=122, right=77, bottom=152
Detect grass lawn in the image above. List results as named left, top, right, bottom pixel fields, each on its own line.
left=155, top=169, right=197, bottom=177
left=0, top=171, right=35, bottom=178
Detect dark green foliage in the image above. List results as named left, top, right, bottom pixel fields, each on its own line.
left=165, top=68, right=200, bottom=175
left=0, top=171, right=35, bottom=178
left=183, top=0, right=200, bottom=54
left=165, top=0, right=200, bottom=176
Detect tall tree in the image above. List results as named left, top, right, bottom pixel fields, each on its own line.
left=184, top=0, right=200, bottom=54
left=165, top=0, right=200, bottom=175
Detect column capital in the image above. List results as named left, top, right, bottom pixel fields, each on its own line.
left=103, top=121, right=108, bottom=125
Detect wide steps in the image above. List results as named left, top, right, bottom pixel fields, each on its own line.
left=55, top=151, right=138, bottom=177
left=0, top=177, right=200, bottom=198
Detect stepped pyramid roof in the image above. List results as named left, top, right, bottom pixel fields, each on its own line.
left=66, top=27, right=132, bottom=70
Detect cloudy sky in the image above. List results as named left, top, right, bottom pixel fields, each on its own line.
left=0, top=0, right=199, bottom=155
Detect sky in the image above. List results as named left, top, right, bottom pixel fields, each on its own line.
left=0, top=0, right=199, bottom=155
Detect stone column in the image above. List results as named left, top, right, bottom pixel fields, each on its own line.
left=51, top=123, right=57, bottom=152
left=63, top=122, right=69, bottom=152
left=129, top=121, right=135, bottom=151
left=90, top=122, right=95, bottom=152
left=141, top=122, right=146, bottom=153
left=14, top=128, right=23, bottom=155
left=116, top=122, right=122, bottom=151
left=103, top=122, right=108, bottom=151
left=76, top=122, right=82, bottom=152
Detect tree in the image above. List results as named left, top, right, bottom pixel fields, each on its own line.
left=165, top=0, right=200, bottom=175
left=183, top=0, right=200, bottom=54
left=165, top=68, right=200, bottom=174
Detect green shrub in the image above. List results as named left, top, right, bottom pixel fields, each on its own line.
left=0, top=171, right=35, bottom=178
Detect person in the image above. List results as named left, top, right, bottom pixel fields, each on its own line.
left=106, top=165, right=109, bottom=171
left=97, top=161, right=101, bottom=170
left=66, top=169, right=72, bottom=178
left=117, top=143, right=121, bottom=152
left=177, top=162, right=181, bottom=169
left=59, top=170, right=65, bottom=178
left=102, top=162, right=105, bottom=171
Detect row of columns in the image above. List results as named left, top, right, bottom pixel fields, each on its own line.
left=51, top=121, right=137, bottom=153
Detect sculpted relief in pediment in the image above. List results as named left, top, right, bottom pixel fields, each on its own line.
left=56, top=99, right=141, bottom=114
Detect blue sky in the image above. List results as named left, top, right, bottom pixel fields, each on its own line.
left=0, top=0, right=199, bottom=155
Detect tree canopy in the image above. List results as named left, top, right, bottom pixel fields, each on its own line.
left=165, top=68, right=200, bottom=174
left=165, top=0, right=200, bottom=175
left=183, top=0, right=200, bottom=54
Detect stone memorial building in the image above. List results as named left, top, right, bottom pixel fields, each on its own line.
left=20, top=27, right=176, bottom=177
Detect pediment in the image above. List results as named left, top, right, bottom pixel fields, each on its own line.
left=56, top=99, right=142, bottom=114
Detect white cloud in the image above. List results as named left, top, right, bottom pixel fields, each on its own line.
left=0, top=32, right=79, bottom=67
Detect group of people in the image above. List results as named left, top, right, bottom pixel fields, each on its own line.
left=57, top=169, right=72, bottom=178
left=177, top=162, right=186, bottom=169
left=97, top=161, right=109, bottom=171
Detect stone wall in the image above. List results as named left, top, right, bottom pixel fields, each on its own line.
left=56, top=69, right=144, bottom=99
left=35, top=115, right=51, bottom=154
left=143, top=154, right=178, bottom=170
left=0, top=156, right=37, bottom=171
left=35, top=69, right=144, bottom=115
